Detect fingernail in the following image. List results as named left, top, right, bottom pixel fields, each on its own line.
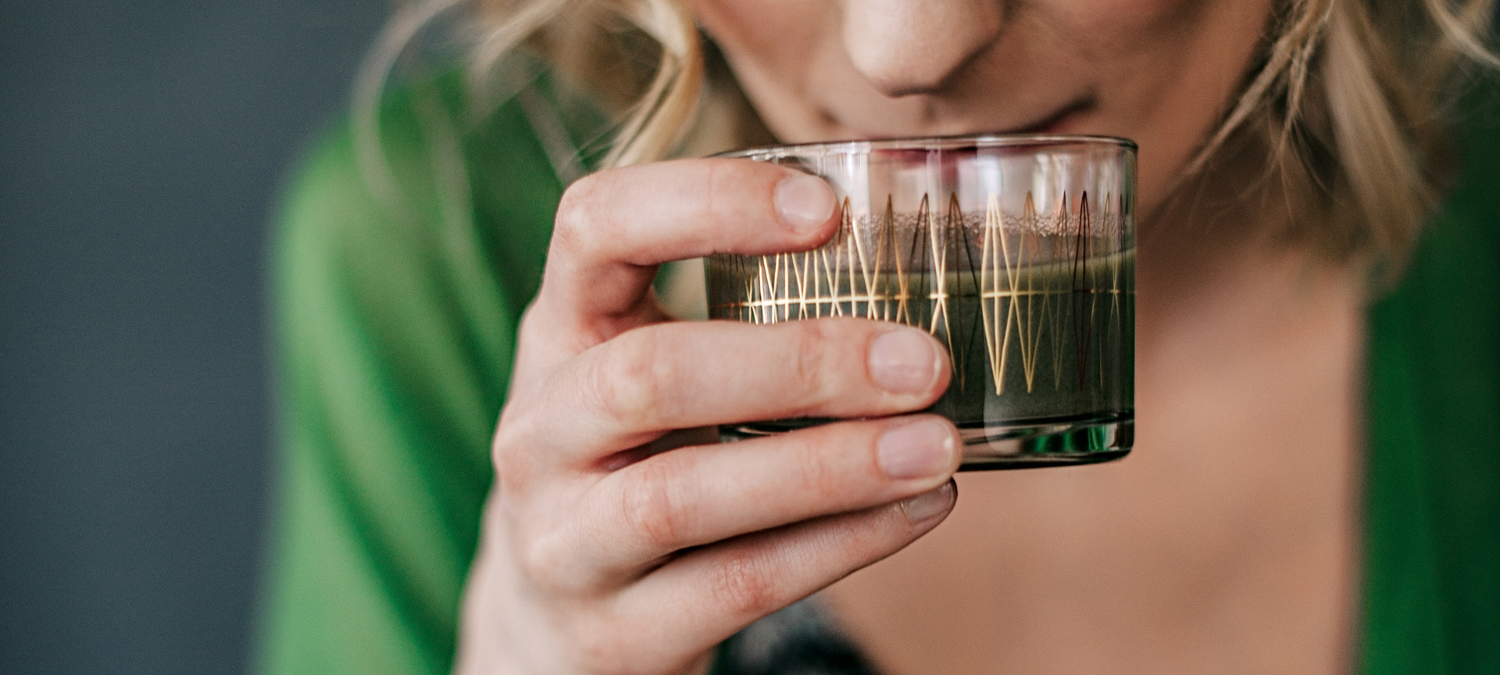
left=868, top=329, right=940, bottom=394
left=878, top=418, right=955, bottom=480
left=901, top=481, right=956, bottom=523
left=774, top=174, right=835, bottom=232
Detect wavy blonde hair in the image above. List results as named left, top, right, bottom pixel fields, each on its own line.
left=361, top=0, right=1495, bottom=267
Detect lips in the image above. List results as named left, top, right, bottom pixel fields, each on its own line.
left=1006, top=98, right=1095, bottom=135
left=830, top=96, right=1096, bottom=141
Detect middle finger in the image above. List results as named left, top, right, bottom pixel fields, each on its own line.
left=529, top=317, right=952, bottom=460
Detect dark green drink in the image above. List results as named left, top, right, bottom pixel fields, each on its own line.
left=708, top=213, right=1133, bottom=468
left=711, top=135, right=1136, bottom=469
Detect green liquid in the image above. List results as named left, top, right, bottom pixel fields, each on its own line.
left=707, top=250, right=1135, bottom=428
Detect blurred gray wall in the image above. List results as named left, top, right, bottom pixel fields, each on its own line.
left=0, top=1, right=387, bottom=672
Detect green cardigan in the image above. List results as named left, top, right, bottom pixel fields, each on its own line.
left=255, top=72, right=1500, bottom=674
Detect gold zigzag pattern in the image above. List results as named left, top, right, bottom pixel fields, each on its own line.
left=711, top=191, right=1130, bottom=395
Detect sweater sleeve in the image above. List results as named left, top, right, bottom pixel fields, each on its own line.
left=1362, top=81, right=1500, bottom=675
left=254, top=76, right=562, bottom=675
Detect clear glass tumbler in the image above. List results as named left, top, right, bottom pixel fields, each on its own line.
left=708, top=135, right=1136, bottom=469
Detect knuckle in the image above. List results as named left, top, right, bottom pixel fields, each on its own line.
left=789, top=321, right=838, bottom=408
left=703, top=158, right=767, bottom=215
left=588, top=331, right=665, bottom=428
left=702, top=160, right=730, bottom=221
left=515, top=527, right=574, bottom=592
left=619, top=458, right=688, bottom=552
left=790, top=434, right=838, bottom=500
left=489, top=420, right=537, bottom=489
left=491, top=406, right=546, bottom=483
left=710, top=550, right=781, bottom=617
left=489, top=427, right=523, bottom=480
left=513, top=301, right=550, bottom=346
left=490, top=405, right=530, bottom=459
left=552, top=172, right=610, bottom=257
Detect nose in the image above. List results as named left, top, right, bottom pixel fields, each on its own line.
left=840, top=0, right=1004, bottom=97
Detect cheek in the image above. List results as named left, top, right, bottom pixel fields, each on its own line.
left=693, top=0, right=827, bottom=59
left=1075, top=0, right=1272, bottom=209
left=1056, top=0, right=1216, bottom=53
left=692, top=0, right=844, bottom=138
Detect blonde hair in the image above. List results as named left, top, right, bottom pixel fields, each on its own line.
left=1195, top=0, right=1499, bottom=265
left=361, top=0, right=1496, bottom=267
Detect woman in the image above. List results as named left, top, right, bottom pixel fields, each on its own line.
left=257, top=0, right=1500, bottom=673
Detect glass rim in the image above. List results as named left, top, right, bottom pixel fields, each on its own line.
left=713, top=133, right=1136, bottom=159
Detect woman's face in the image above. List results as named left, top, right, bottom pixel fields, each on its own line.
left=693, top=0, right=1275, bottom=211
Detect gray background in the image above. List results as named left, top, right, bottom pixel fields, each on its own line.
left=0, top=1, right=386, bottom=672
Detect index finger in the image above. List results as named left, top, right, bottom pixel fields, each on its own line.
left=537, top=158, right=840, bottom=336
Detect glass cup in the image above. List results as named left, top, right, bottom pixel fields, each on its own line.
left=708, top=135, right=1136, bottom=469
